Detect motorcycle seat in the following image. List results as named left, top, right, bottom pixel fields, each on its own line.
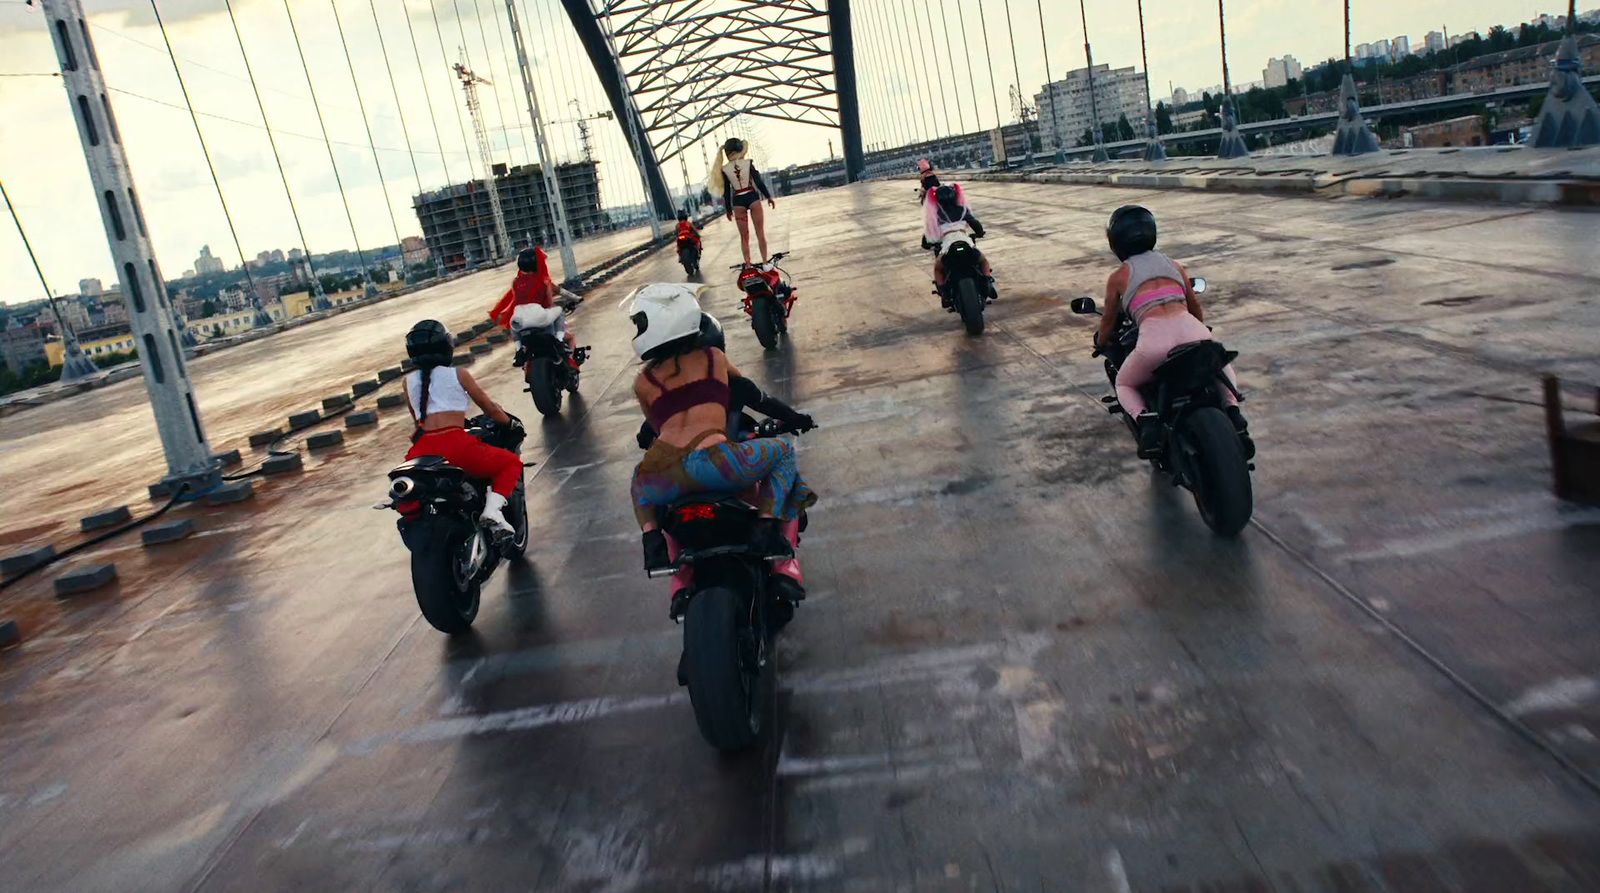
left=1154, top=341, right=1237, bottom=393
left=389, top=455, right=465, bottom=480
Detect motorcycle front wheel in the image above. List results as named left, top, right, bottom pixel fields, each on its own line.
left=1179, top=407, right=1253, bottom=536
left=683, top=585, right=767, bottom=751
left=527, top=359, right=564, bottom=417
left=411, top=529, right=482, bottom=634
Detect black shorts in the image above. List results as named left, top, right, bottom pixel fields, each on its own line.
left=730, top=189, right=760, bottom=209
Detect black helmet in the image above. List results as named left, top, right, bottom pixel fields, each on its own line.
left=676, top=210, right=689, bottom=221
left=516, top=247, right=540, bottom=273
left=934, top=184, right=962, bottom=215
left=723, top=137, right=746, bottom=154
left=405, top=319, right=453, bottom=365
left=1107, top=205, right=1157, bottom=260
left=697, top=312, right=725, bottom=352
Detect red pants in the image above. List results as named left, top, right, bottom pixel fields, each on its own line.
left=407, top=427, right=522, bottom=497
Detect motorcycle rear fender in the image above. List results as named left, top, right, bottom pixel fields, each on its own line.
left=397, top=512, right=461, bottom=553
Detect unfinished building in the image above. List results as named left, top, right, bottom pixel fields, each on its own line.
left=412, top=161, right=607, bottom=272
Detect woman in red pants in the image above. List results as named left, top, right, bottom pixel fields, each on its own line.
left=402, top=320, right=524, bottom=534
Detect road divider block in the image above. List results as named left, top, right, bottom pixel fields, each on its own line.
left=0, top=619, right=18, bottom=649
left=81, top=506, right=132, bottom=531
left=453, top=354, right=476, bottom=367
left=54, top=563, right=116, bottom=596
left=1, top=545, right=55, bottom=578
left=470, top=343, right=492, bottom=355
left=262, top=453, right=304, bottom=475
left=400, top=358, right=417, bottom=372
left=288, top=410, right=321, bottom=429
left=321, top=394, right=354, bottom=411
left=376, top=393, right=407, bottom=410
left=205, top=481, right=255, bottom=506
left=454, top=330, right=475, bottom=343
left=212, top=449, right=242, bottom=467
left=141, top=519, right=195, bottom=546
left=307, top=430, right=345, bottom=450
left=351, top=380, right=380, bottom=397
left=378, top=366, right=404, bottom=382
left=487, top=332, right=509, bottom=344
left=346, top=410, right=378, bottom=428
left=248, top=429, right=283, bottom=447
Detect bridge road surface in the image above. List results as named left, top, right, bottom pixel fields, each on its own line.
left=1, top=182, right=1598, bottom=892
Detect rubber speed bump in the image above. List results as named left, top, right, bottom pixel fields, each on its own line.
left=212, top=449, right=242, bottom=467
left=1, top=545, right=55, bottom=578
left=248, top=429, right=283, bottom=447
left=141, top=519, right=194, bottom=546
left=288, top=410, right=321, bottom=429
left=307, top=430, right=345, bottom=450
left=346, top=410, right=379, bottom=428
left=321, top=394, right=354, bottom=411
left=262, top=453, right=304, bottom=475
left=81, top=506, right=132, bottom=532
left=55, top=563, right=116, bottom=596
left=470, top=343, right=492, bottom=355
left=0, top=619, right=19, bottom=649
left=351, top=380, right=380, bottom=397
left=376, top=394, right=407, bottom=410
left=205, top=481, right=255, bottom=505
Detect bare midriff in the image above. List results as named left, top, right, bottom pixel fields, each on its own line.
left=419, top=411, right=468, bottom=432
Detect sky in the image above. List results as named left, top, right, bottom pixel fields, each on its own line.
left=0, top=0, right=1573, bottom=302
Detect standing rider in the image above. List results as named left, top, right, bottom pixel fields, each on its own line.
left=1095, top=205, right=1251, bottom=458
left=401, top=320, right=525, bottom=537
left=921, top=183, right=996, bottom=302
left=709, top=138, right=776, bottom=267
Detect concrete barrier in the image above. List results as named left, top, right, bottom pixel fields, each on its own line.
left=453, top=354, right=476, bottom=367
left=288, top=410, right=321, bottom=429
left=351, top=380, right=380, bottom=397
left=346, top=410, right=379, bottom=428
left=470, top=343, right=492, bottom=355
left=54, top=563, right=116, bottom=596
left=487, top=332, right=509, bottom=345
left=262, top=453, right=304, bottom=475
left=248, top=429, right=283, bottom=447
left=212, top=449, right=242, bottom=467
left=1, top=545, right=55, bottom=578
left=376, top=393, right=408, bottom=410
left=81, top=506, right=132, bottom=532
left=378, top=366, right=404, bottom=382
left=205, top=481, right=255, bottom=505
left=321, top=394, right=354, bottom=411
left=307, top=430, right=345, bottom=450
left=141, top=519, right=194, bottom=546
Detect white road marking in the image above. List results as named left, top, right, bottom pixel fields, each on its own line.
left=1504, top=676, right=1600, bottom=717
left=1105, top=847, right=1132, bottom=893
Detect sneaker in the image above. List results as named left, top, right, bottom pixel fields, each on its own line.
left=480, top=492, right=516, bottom=536
left=1134, top=412, right=1163, bottom=459
left=642, top=530, right=672, bottom=575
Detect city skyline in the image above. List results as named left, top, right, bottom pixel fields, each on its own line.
left=0, top=0, right=1585, bottom=297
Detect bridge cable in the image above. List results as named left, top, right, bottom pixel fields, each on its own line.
left=461, top=0, right=520, bottom=166
left=365, top=0, right=431, bottom=261
left=906, top=0, right=949, bottom=140
left=977, top=0, right=1004, bottom=137
left=878, top=0, right=916, bottom=151
left=863, top=0, right=904, bottom=153
left=327, top=0, right=407, bottom=255
left=480, top=0, right=531, bottom=166
left=220, top=0, right=323, bottom=292
left=148, top=0, right=260, bottom=303
left=427, top=0, right=480, bottom=181
left=400, top=0, right=458, bottom=186
left=282, top=0, right=377, bottom=285
left=954, top=0, right=982, bottom=133
left=888, top=0, right=930, bottom=142
left=937, top=0, right=968, bottom=134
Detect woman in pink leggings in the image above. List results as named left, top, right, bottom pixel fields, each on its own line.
left=1094, top=205, right=1249, bottom=458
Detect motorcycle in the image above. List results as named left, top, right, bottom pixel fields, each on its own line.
left=678, top=237, right=701, bottom=278
left=732, top=253, right=796, bottom=350
left=650, top=416, right=809, bottom=752
left=511, top=304, right=588, bottom=418
left=1071, top=278, right=1254, bottom=536
left=933, top=232, right=992, bottom=336
left=380, top=414, right=529, bottom=634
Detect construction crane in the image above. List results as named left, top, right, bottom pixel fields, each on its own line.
left=550, top=100, right=615, bottom=164
left=454, top=59, right=510, bottom=264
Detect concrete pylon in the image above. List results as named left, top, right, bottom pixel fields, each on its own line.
left=41, top=0, right=218, bottom=493
left=57, top=329, right=99, bottom=381
left=1531, top=35, right=1600, bottom=148
left=1216, top=99, right=1250, bottom=159
left=252, top=300, right=274, bottom=328
left=1332, top=73, right=1381, bottom=155
left=1144, top=111, right=1168, bottom=161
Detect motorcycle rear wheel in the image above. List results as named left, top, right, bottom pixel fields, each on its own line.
left=1180, top=407, right=1253, bottom=536
left=955, top=276, right=985, bottom=336
left=751, top=294, right=780, bottom=350
left=528, top=359, right=564, bottom=417
left=411, top=531, right=481, bottom=634
left=683, top=586, right=766, bottom=751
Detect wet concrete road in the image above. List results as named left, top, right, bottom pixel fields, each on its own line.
left=2, top=184, right=1599, bottom=891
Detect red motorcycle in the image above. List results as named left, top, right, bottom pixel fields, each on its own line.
left=731, top=253, right=795, bottom=349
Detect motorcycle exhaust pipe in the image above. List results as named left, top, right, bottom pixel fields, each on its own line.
left=388, top=476, right=418, bottom=501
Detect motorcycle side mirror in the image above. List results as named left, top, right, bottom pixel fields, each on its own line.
left=1069, top=297, right=1099, bottom=315
left=1190, top=277, right=1208, bottom=294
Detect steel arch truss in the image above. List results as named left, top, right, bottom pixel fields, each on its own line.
left=594, top=0, right=840, bottom=164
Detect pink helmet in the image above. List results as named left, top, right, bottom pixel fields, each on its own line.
left=917, top=158, right=933, bottom=174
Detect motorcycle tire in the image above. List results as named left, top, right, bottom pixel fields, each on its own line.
left=1179, top=407, right=1253, bottom=537
left=506, top=485, right=530, bottom=557
left=411, top=530, right=481, bottom=634
left=751, top=295, right=780, bottom=350
left=683, top=586, right=766, bottom=751
left=528, top=359, right=564, bottom=417
left=955, top=276, right=985, bottom=336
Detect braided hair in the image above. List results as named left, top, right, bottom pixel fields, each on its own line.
left=405, top=320, right=454, bottom=425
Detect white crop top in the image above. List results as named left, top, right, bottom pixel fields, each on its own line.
left=406, top=366, right=471, bottom=419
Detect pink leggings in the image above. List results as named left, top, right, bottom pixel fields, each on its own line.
left=1116, top=313, right=1238, bottom=416
left=666, top=518, right=802, bottom=599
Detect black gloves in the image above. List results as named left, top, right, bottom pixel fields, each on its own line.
left=636, top=421, right=658, bottom=450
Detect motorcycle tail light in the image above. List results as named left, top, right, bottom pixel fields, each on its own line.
left=676, top=504, right=717, bottom=522
left=394, top=499, right=423, bottom=517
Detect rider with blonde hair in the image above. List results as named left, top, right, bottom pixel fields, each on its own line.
left=708, top=137, right=776, bottom=266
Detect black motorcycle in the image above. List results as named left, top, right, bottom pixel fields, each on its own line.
left=381, top=415, right=529, bottom=634
left=731, top=253, right=796, bottom=350
left=514, top=309, right=588, bottom=418
left=678, top=237, right=701, bottom=278
left=1071, top=278, right=1254, bottom=536
left=651, top=416, right=807, bottom=751
left=928, top=234, right=992, bottom=336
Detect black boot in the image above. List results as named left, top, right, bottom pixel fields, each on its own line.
left=1225, top=405, right=1256, bottom=460
left=1135, top=412, right=1163, bottom=459
left=768, top=576, right=803, bottom=634
left=642, top=530, right=672, bottom=575
left=984, top=276, right=999, bottom=301
left=750, top=519, right=795, bottom=560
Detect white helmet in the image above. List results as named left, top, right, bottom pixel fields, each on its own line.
left=623, top=283, right=704, bottom=360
